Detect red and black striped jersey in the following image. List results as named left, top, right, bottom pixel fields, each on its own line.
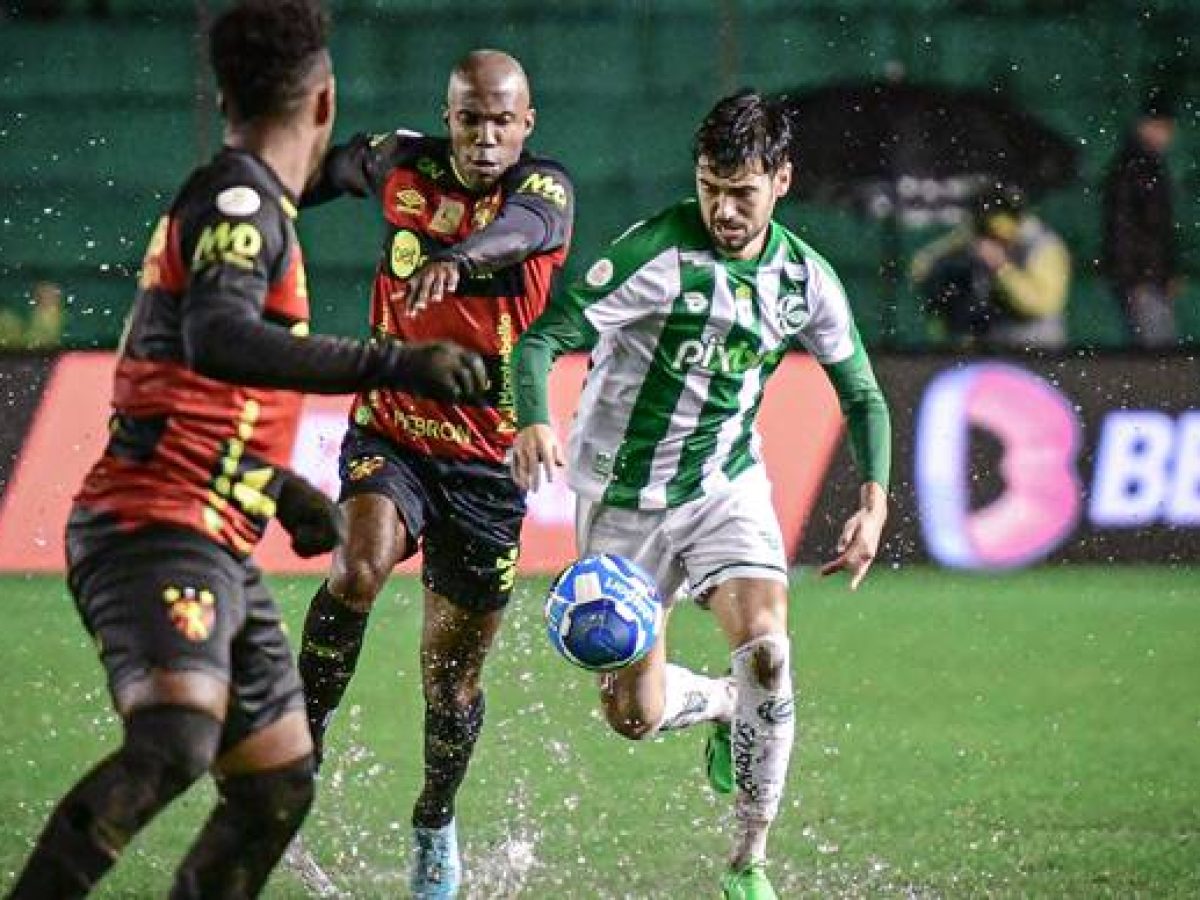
left=311, top=131, right=574, bottom=466
left=73, top=149, right=311, bottom=556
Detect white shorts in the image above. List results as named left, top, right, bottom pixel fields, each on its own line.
left=575, top=465, right=789, bottom=603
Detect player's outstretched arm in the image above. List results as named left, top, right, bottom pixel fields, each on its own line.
left=180, top=188, right=488, bottom=400
left=407, top=161, right=575, bottom=313
left=302, top=131, right=406, bottom=207
left=183, top=277, right=487, bottom=400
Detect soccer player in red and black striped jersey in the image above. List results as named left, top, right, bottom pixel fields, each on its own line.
left=292, top=50, right=573, bottom=897
left=6, top=4, right=487, bottom=898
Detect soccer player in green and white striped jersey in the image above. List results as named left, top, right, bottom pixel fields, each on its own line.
left=511, top=91, right=891, bottom=900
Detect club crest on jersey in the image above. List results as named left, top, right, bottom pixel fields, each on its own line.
left=162, top=585, right=216, bottom=642
left=430, top=198, right=465, bottom=235
left=347, top=455, right=386, bottom=481
left=390, top=230, right=425, bottom=278
left=682, top=291, right=709, bottom=313
left=777, top=292, right=810, bottom=334
left=394, top=188, right=425, bottom=217
left=473, top=192, right=502, bottom=229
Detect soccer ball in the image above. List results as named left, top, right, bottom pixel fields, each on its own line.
left=544, top=553, right=663, bottom=672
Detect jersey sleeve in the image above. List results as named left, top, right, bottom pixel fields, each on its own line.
left=178, top=185, right=407, bottom=394
left=793, top=252, right=891, bottom=488
left=436, top=158, right=576, bottom=276
left=302, top=130, right=422, bottom=206
left=180, top=185, right=287, bottom=322
left=821, top=327, right=891, bottom=490
left=566, top=216, right=682, bottom=332
left=794, top=254, right=857, bottom=365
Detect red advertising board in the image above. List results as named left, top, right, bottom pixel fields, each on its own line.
left=0, top=352, right=844, bottom=573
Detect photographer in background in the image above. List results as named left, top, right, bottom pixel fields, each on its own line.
left=912, top=183, right=1070, bottom=351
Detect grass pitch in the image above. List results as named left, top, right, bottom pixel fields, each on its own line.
left=0, top=567, right=1197, bottom=898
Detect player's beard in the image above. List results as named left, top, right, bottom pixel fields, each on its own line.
left=711, top=220, right=764, bottom=257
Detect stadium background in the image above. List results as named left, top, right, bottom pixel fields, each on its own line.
left=1, top=0, right=1198, bottom=348
left=1, top=3, right=1198, bottom=898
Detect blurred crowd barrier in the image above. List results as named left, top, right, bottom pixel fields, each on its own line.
left=1, top=350, right=1197, bottom=574
left=0, top=2, right=1196, bottom=348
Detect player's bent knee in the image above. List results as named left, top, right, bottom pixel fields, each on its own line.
left=737, top=633, right=790, bottom=692
left=218, top=753, right=316, bottom=830
left=126, top=705, right=222, bottom=795
left=600, top=694, right=660, bottom=741
left=424, top=679, right=481, bottom=713
left=329, top=558, right=389, bottom=609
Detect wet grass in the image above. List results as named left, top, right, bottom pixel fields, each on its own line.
left=1, top=566, right=1198, bottom=898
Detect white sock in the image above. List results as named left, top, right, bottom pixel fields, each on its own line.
left=730, top=634, right=795, bottom=866
left=655, top=664, right=736, bottom=733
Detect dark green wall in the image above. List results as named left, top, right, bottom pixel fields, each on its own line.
left=1, top=1, right=1196, bottom=347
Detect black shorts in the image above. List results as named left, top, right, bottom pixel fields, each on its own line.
left=338, top=426, right=525, bottom=611
left=66, top=524, right=304, bottom=752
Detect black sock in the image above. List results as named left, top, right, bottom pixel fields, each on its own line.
left=297, top=583, right=371, bottom=763
left=9, top=706, right=220, bottom=899
left=412, top=693, right=485, bottom=829
left=170, top=755, right=316, bottom=900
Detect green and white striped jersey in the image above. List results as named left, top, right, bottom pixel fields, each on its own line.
left=517, top=199, right=876, bottom=510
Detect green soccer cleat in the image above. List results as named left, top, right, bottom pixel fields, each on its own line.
left=705, top=721, right=734, bottom=795
left=721, top=861, right=778, bottom=900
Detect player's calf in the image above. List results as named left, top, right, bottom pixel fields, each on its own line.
left=600, top=664, right=734, bottom=740
left=298, top=582, right=373, bottom=761
left=729, top=634, right=794, bottom=869
left=171, top=754, right=316, bottom=899
left=9, top=705, right=220, bottom=899
left=413, top=692, right=485, bottom=828
left=599, top=671, right=662, bottom=741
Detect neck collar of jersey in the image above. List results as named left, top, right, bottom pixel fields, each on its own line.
left=222, top=146, right=301, bottom=217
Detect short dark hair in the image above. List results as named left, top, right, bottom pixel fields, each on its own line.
left=209, top=0, right=330, bottom=123
left=693, top=89, right=791, bottom=175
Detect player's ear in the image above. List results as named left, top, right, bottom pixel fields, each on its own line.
left=523, top=107, right=536, bottom=137
left=442, top=106, right=450, bottom=128
left=773, top=160, right=793, bottom=199
left=216, top=91, right=227, bottom=118
left=314, top=78, right=335, bottom=129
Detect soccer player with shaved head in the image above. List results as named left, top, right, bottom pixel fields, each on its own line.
left=289, top=49, right=574, bottom=897
left=512, top=90, right=891, bottom=899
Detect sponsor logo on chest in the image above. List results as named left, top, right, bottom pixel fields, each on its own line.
left=671, top=335, right=767, bottom=375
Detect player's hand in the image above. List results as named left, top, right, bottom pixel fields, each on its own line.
left=820, top=482, right=887, bottom=591
left=406, top=259, right=461, bottom=316
left=275, top=470, right=346, bottom=558
left=511, top=424, right=564, bottom=492
left=384, top=340, right=490, bottom=401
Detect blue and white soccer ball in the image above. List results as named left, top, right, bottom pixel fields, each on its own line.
left=544, top=553, right=664, bottom=672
